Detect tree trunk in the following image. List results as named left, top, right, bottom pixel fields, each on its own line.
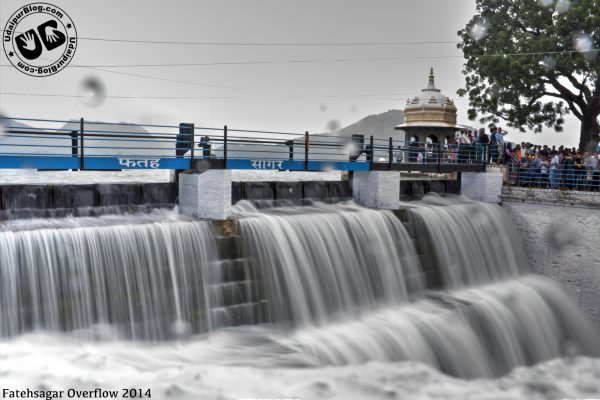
left=579, top=114, right=600, bottom=152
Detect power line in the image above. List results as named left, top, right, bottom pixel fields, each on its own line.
left=3, top=50, right=597, bottom=69
left=79, top=37, right=459, bottom=46
left=15, top=57, right=247, bottom=90
left=1, top=55, right=464, bottom=68
left=80, top=66, right=244, bottom=89
left=0, top=31, right=456, bottom=46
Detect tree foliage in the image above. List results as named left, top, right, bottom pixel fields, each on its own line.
left=457, top=0, right=600, bottom=149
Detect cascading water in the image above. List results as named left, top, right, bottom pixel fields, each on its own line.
left=1, top=197, right=598, bottom=396
left=405, top=195, right=530, bottom=288
left=234, top=201, right=424, bottom=326
left=0, top=211, right=220, bottom=340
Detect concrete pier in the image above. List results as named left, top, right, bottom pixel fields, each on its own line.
left=179, top=170, right=232, bottom=219
left=460, top=165, right=504, bottom=203
left=352, top=171, right=400, bottom=209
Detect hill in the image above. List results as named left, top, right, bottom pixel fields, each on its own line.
left=334, top=109, right=405, bottom=144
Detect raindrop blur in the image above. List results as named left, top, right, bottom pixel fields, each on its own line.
left=78, top=75, right=106, bottom=107
left=542, top=55, right=557, bottom=70
left=344, top=141, right=360, bottom=158
left=469, top=19, right=490, bottom=41
left=171, top=319, right=192, bottom=338
left=350, top=106, right=358, bottom=114
left=538, top=0, right=554, bottom=7
left=555, top=0, right=571, bottom=13
left=325, top=119, right=341, bottom=133
left=319, top=103, right=328, bottom=112
left=574, top=34, right=594, bottom=53
left=546, top=221, right=579, bottom=252
left=321, top=162, right=335, bottom=172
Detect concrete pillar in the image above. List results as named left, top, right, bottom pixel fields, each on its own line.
left=352, top=171, right=400, bottom=209
left=179, top=170, right=231, bottom=219
left=460, top=165, right=505, bottom=203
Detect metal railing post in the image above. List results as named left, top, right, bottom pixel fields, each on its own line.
left=437, top=142, right=442, bottom=172
left=369, top=135, right=374, bottom=169
left=190, top=124, right=195, bottom=164
left=79, top=117, right=84, bottom=170
left=224, top=125, right=228, bottom=166
left=388, top=137, right=393, bottom=170
left=304, top=131, right=309, bottom=171
left=286, top=139, right=294, bottom=160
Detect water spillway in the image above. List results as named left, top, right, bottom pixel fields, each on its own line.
left=0, top=198, right=598, bottom=381
left=0, top=212, right=220, bottom=339
left=235, top=201, right=424, bottom=326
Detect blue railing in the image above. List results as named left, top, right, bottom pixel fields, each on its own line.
left=505, top=163, right=600, bottom=191
left=0, top=117, right=487, bottom=173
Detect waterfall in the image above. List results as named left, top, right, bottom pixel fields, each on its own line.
left=235, top=201, right=424, bottom=326
left=259, top=276, right=600, bottom=378
left=1, top=199, right=598, bottom=380
left=0, top=213, right=219, bottom=340
left=405, top=196, right=529, bottom=288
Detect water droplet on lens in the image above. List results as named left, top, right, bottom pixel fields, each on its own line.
left=541, top=55, right=556, bottom=70
left=546, top=221, right=579, bottom=252
left=171, top=319, right=192, bottom=338
left=325, top=119, right=341, bottom=133
left=574, top=34, right=593, bottom=53
left=469, top=18, right=490, bottom=41
left=344, top=141, right=360, bottom=158
left=555, top=0, right=571, bottom=13
left=319, top=103, right=328, bottom=112
left=78, top=75, right=106, bottom=107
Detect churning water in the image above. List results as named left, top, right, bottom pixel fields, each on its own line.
left=1, top=198, right=599, bottom=398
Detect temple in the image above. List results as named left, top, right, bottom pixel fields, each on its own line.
left=396, top=68, right=460, bottom=145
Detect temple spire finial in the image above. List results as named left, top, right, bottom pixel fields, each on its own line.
left=423, top=67, right=440, bottom=92
left=428, top=67, right=435, bottom=89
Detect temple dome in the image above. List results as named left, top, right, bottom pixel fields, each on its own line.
left=400, top=68, right=457, bottom=127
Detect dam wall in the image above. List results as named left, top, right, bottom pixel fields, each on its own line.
left=1, top=174, right=461, bottom=219
left=502, top=200, right=600, bottom=333
left=0, top=183, right=177, bottom=220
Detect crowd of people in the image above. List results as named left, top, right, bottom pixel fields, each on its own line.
left=504, top=142, right=600, bottom=191
left=456, top=127, right=600, bottom=191
left=403, top=126, right=600, bottom=192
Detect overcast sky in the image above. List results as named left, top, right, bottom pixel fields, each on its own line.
left=0, top=0, right=584, bottom=147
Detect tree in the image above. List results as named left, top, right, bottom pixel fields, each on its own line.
left=457, top=0, right=600, bottom=151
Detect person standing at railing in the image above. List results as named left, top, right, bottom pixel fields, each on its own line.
left=562, top=152, right=576, bottom=189
left=574, top=152, right=586, bottom=190
left=199, top=136, right=212, bottom=158
left=488, top=127, right=498, bottom=163
left=477, top=128, right=489, bottom=164
left=494, top=127, right=507, bottom=164
left=505, top=143, right=515, bottom=183
left=451, top=132, right=460, bottom=163
left=592, top=151, right=600, bottom=191
left=513, top=144, right=523, bottom=184
left=531, top=154, right=542, bottom=187
left=549, top=151, right=560, bottom=189
left=467, top=130, right=476, bottom=163
left=457, top=132, right=469, bottom=163
left=540, top=156, right=549, bottom=188
left=584, top=152, right=595, bottom=190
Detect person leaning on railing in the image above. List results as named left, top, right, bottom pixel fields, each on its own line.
left=585, top=151, right=599, bottom=191
left=477, top=128, right=490, bottom=164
